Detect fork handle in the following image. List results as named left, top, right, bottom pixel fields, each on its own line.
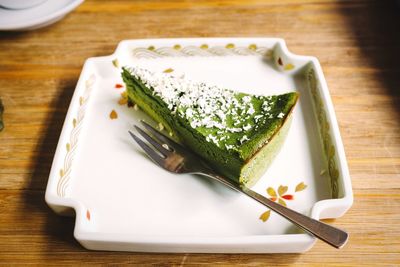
left=204, top=173, right=349, bottom=249
left=241, top=187, right=348, bottom=249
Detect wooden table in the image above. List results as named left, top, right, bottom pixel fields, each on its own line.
left=1, top=0, right=399, bottom=265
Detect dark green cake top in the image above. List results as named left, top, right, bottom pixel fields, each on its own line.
left=126, top=67, right=297, bottom=158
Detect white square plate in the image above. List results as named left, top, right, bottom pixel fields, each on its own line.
left=45, top=38, right=353, bottom=253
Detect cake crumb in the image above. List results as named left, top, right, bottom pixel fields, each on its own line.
left=162, top=144, right=170, bottom=150
left=225, top=144, right=234, bottom=150
left=277, top=112, right=285, bottom=119
left=133, top=104, right=139, bottom=110
left=278, top=57, right=283, bottom=66
left=118, top=98, right=128, bottom=105
left=163, top=68, right=174, bottom=73
left=110, top=110, right=118, bottom=119
left=243, top=124, right=252, bottom=131
left=240, top=135, right=249, bottom=144
left=112, top=59, right=119, bottom=68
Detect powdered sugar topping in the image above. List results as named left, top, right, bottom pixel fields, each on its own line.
left=128, top=67, right=285, bottom=151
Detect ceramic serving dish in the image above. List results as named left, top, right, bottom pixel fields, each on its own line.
left=45, top=38, right=353, bottom=253
left=0, top=0, right=83, bottom=31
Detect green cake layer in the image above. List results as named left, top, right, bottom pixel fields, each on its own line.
left=122, top=67, right=298, bottom=186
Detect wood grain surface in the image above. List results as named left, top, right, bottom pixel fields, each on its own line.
left=1, top=0, right=399, bottom=265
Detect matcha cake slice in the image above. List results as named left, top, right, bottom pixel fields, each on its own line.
left=122, top=67, right=298, bottom=187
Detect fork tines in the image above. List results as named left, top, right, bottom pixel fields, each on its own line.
left=128, top=121, right=176, bottom=167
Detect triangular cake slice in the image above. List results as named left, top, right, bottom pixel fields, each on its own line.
left=122, top=67, right=298, bottom=187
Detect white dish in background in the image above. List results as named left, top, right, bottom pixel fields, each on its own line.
left=45, top=38, right=353, bottom=253
left=0, top=0, right=83, bottom=31
left=0, top=0, right=46, bottom=10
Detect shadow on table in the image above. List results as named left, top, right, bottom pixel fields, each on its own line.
left=338, top=0, right=400, bottom=113
left=22, top=78, right=82, bottom=252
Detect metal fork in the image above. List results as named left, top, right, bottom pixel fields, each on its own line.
left=129, top=120, right=349, bottom=249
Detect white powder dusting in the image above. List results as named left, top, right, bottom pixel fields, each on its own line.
left=128, top=67, right=282, bottom=150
